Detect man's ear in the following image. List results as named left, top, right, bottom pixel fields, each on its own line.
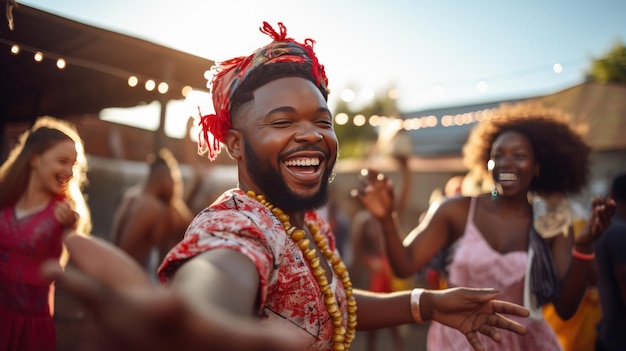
left=224, top=129, right=243, bottom=160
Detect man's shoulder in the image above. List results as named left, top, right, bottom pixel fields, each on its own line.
left=192, top=190, right=268, bottom=227
left=604, top=217, right=626, bottom=239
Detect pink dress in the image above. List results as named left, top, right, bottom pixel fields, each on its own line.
left=427, top=197, right=562, bottom=351
left=158, top=189, right=348, bottom=351
left=0, top=199, right=63, bottom=351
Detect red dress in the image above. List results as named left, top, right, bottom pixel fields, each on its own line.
left=0, top=199, right=64, bottom=351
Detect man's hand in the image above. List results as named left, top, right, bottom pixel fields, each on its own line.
left=42, top=237, right=305, bottom=351
left=425, top=288, right=529, bottom=351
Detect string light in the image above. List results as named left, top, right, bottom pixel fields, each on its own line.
left=157, top=82, right=169, bottom=94
left=56, top=58, right=66, bottom=70
left=128, top=76, right=138, bottom=87
left=335, top=112, right=349, bottom=125
left=145, top=79, right=156, bottom=91
left=0, top=38, right=210, bottom=98
left=333, top=107, right=500, bottom=134
left=181, top=85, right=193, bottom=97
left=353, top=114, right=366, bottom=126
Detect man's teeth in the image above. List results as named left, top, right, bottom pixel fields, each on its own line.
left=284, top=158, right=320, bottom=167
left=499, top=173, right=516, bottom=181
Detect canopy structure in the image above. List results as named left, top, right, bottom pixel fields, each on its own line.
left=0, top=3, right=215, bottom=124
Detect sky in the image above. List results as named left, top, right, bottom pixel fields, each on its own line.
left=18, top=0, right=626, bottom=129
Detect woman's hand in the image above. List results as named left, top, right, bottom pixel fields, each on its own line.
left=54, top=200, right=78, bottom=229
left=353, top=169, right=395, bottom=219
left=574, top=196, right=615, bottom=249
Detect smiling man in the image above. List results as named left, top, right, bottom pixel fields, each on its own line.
left=149, top=22, right=535, bottom=351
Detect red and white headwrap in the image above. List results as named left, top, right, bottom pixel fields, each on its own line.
left=197, top=21, right=329, bottom=160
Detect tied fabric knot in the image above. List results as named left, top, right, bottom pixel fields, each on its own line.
left=196, top=21, right=328, bottom=161
left=197, top=108, right=228, bottom=161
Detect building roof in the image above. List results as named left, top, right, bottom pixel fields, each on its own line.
left=0, top=3, right=215, bottom=124
left=401, top=97, right=530, bottom=156
left=534, top=82, right=626, bottom=151
left=399, top=82, right=626, bottom=157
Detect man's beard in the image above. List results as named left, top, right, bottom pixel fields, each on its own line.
left=244, top=141, right=335, bottom=212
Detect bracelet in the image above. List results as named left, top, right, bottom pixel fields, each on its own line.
left=571, top=247, right=595, bottom=261
left=410, top=288, right=425, bottom=323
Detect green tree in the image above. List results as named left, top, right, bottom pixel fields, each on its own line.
left=588, top=40, right=626, bottom=84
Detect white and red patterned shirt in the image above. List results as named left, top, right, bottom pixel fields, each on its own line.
left=158, top=189, right=348, bottom=351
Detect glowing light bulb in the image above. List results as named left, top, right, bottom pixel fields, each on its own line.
left=128, top=76, right=138, bottom=87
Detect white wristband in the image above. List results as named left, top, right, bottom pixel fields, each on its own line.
left=410, top=288, right=425, bottom=323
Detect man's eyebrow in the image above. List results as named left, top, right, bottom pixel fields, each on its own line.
left=264, top=106, right=332, bottom=117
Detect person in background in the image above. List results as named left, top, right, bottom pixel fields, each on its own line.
left=45, top=22, right=531, bottom=351
left=317, top=184, right=350, bottom=258
left=420, top=174, right=465, bottom=291
left=111, top=148, right=192, bottom=279
left=594, top=172, right=626, bottom=351
left=349, top=200, right=405, bottom=351
left=357, top=104, right=615, bottom=350
left=0, top=116, right=91, bottom=351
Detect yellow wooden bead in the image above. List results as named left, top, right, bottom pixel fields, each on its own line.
left=333, top=333, right=345, bottom=343
left=333, top=343, right=345, bottom=351
left=291, top=229, right=305, bottom=241
left=298, top=238, right=310, bottom=250
left=313, top=266, right=325, bottom=277
left=317, top=275, right=329, bottom=286
left=334, top=263, right=346, bottom=275
left=305, top=249, right=317, bottom=261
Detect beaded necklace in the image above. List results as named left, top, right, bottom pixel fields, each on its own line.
left=246, top=190, right=357, bottom=350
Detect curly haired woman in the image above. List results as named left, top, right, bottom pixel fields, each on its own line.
left=357, top=103, right=615, bottom=350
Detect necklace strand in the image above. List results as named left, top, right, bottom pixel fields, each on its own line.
left=246, top=191, right=357, bottom=350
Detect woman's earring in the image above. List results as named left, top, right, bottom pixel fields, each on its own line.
left=491, top=187, right=498, bottom=198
